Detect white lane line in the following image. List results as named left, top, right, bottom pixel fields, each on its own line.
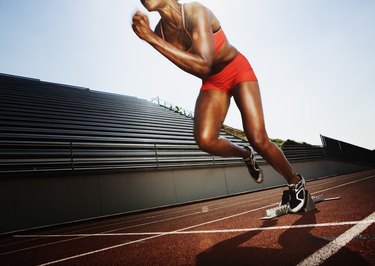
left=312, top=175, right=375, bottom=195
left=14, top=219, right=374, bottom=237
left=17, top=174, right=375, bottom=265
left=7, top=173, right=373, bottom=252
left=3, top=174, right=368, bottom=252
left=3, top=193, right=279, bottom=256
left=298, top=211, right=375, bottom=266
left=37, top=233, right=170, bottom=266
left=2, top=192, right=276, bottom=256
left=35, top=202, right=278, bottom=266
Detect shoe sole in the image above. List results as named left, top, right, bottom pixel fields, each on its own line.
left=254, top=168, right=264, bottom=183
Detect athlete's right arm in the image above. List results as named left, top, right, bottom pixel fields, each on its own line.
left=131, top=8, right=214, bottom=79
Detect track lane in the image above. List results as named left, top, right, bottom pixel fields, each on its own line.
left=0, top=169, right=374, bottom=265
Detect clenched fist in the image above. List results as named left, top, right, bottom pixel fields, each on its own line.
left=132, top=11, right=154, bottom=42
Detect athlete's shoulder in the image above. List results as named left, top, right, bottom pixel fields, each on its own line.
left=184, top=2, right=209, bottom=14
left=185, top=1, right=205, bottom=8
left=184, top=2, right=219, bottom=30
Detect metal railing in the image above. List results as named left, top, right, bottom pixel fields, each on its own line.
left=0, top=137, right=327, bottom=175
left=0, top=74, right=328, bottom=176
left=151, top=97, right=194, bottom=118
left=0, top=140, right=247, bottom=174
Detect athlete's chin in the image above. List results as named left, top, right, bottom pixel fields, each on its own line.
left=140, top=0, right=150, bottom=9
left=140, top=0, right=156, bottom=11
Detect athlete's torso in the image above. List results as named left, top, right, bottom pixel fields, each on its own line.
left=156, top=3, right=238, bottom=76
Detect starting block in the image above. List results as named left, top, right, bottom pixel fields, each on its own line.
left=261, top=190, right=340, bottom=220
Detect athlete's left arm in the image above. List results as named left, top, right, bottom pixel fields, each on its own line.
left=132, top=4, right=215, bottom=79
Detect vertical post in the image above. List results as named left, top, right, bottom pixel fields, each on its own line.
left=320, top=134, right=326, bottom=147
left=303, top=146, right=308, bottom=160
left=70, top=141, right=74, bottom=170
left=154, top=144, right=159, bottom=168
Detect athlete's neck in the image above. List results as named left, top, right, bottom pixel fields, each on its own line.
left=158, top=2, right=182, bottom=30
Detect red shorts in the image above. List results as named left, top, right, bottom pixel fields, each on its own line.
left=201, top=52, right=257, bottom=93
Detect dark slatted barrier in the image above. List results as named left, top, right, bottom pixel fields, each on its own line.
left=0, top=73, right=327, bottom=175
left=321, top=135, right=375, bottom=165
left=0, top=74, right=248, bottom=174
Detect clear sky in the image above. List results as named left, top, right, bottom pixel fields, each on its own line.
left=1, top=0, right=374, bottom=149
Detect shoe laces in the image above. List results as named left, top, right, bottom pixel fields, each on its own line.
left=288, top=176, right=304, bottom=191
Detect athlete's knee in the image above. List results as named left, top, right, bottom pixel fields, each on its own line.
left=249, top=132, right=270, bottom=153
left=195, top=132, right=218, bottom=153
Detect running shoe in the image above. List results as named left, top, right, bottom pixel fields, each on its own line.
left=243, top=146, right=263, bottom=184
left=288, top=174, right=306, bottom=213
left=279, top=189, right=290, bottom=206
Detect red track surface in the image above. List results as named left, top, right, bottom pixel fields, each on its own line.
left=1, top=169, right=374, bottom=265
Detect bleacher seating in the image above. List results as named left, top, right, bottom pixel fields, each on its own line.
left=0, top=73, right=328, bottom=175
left=321, top=135, right=375, bottom=165
left=0, top=73, right=249, bottom=174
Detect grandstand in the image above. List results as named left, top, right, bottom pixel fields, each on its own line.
left=0, top=74, right=254, bottom=174
left=0, top=73, right=372, bottom=234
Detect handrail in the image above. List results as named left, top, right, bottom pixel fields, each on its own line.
left=0, top=137, right=325, bottom=174
left=0, top=75, right=328, bottom=176
left=151, top=97, right=195, bottom=118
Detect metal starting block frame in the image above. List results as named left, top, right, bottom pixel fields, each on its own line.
left=261, top=190, right=340, bottom=220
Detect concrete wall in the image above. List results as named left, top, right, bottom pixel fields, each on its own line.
left=0, top=159, right=372, bottom=234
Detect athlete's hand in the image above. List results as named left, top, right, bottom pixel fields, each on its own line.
left=132, top=11, right=154, bottom=42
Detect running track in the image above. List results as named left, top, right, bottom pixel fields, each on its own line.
left=1, top=169, right=374, bottom=265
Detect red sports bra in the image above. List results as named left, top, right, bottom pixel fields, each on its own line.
left=160, top=4, right=227, bottom=54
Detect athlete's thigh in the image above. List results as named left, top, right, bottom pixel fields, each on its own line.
left=194, top=89, right=231, bottom=139
left=232, top=81, right=268, bottom=139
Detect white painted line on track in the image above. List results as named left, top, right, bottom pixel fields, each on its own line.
left=2, top=194, right=279, bottom=256
left=297, top=211, right=375, bottom=266
left=2, top=174, right=370, bottom=253
left=35, top=202, right=278, bottom=266
left=7, top=174, right=375, bottom=265
left=37, top=233, right=170, bottom=266
left=312, top=175, right=375, bottom=195
left=1, top=194, right=276, bottom=256
left=14, top=219, right=374, bottom=237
